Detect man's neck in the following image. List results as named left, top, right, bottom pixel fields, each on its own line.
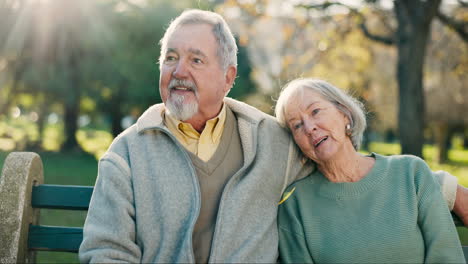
left=182, top=103, right=225, bottom=133
left=185, top=116, right=207, bottom=133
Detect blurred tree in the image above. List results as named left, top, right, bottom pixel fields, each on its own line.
left=217, top=1, right=331, bottom=95
left=0, top=0, right=30, bottom=117
left=296, top=0, right=468, bottom=158
left=1, top=0, right=228, bottom=148
left=220, top=0, right=467, bottom=158
left=216, top=2, right=374, bottom=113
left=1, top=0, right=107, bottom=151
left=84, top=0, right=178, bottom=137
left=425, top=16, right=468, bottom=163
left=228, top=38, right=256, bottom=100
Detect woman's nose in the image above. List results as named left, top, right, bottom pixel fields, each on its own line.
left=303, top=120, right=316, bottom=135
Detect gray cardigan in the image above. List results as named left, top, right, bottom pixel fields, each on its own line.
left=79, top=98, right=310, bottom=263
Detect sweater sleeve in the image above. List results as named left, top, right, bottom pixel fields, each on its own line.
left=414, top=159, right=465, bottom=264
left=432, top=170, right=458, bottom=210
left=278, top=189, right=314, bottom=264
left=79, top=152, right=141, bottom=263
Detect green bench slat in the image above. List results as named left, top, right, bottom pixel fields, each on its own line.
left=464, top=247, right=468, bottom=262
left=28, top=225, right=83, bottom=252
left=32, top=184, right=93, bottom=210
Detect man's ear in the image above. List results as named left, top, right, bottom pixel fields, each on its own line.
left=224, top=65, right=237, bottom=93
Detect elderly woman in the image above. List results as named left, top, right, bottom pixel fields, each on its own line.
left=275, top=78, right=465, bottom=263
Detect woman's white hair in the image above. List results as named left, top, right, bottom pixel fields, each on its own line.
left=159, top=9, right=237, bottom=72
left=275, top=78, right=367, bottom=150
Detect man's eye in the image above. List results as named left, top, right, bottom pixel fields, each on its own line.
left=166, top=56, right=177, bottom=61
left=193, top=58, right=202, bottom=64
left=312, top=108, right=320, bottom=115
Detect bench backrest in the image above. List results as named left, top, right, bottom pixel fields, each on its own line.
left=29, top=184, right=93, bottom=252
left=0, top=152, right=94, bottom=262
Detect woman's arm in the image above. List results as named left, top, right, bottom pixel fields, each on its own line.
left=415, top=160, right=465, bottom=263
left=432, top=170, right=468, bottom=226
left=277, top=187, right=314, bottom=264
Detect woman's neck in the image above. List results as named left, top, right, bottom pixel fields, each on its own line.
left=317, top=147, right=375, bottom=183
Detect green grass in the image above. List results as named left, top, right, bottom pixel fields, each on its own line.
left=1, top=139, right=468, bottom=262
left=365, top=142, right=468, bottom=187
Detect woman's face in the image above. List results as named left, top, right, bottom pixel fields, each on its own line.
left=285, top=88, right=351, bottom=164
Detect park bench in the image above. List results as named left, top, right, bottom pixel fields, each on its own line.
left=0, top=152, right=467, bottom=263
left=0, top=152, right=92, bottom=263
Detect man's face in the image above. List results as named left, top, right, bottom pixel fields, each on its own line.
left=159, top=23, right=236, bottom=123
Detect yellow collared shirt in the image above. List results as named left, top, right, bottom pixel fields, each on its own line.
left=164, top=104, right=226, bottom=162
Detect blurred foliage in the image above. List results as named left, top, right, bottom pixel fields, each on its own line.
left=1, top=0, right=467, bottom=157
left=0, top=0, right=257, bottom=150
left=217, top=0, right=467, bottom=159
left=76, top=129, right=113, bottom=160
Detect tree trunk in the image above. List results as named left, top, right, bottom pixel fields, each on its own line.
left=30, top=100, right=48, bottom=151
left=394, top=0, right=441, bottom=158
left=464, top=128, right=468, bottom=149
left=62, top=100, right=80, bottom=151
left=62, top=52, right=81, bottom=151
left=444, top=125, right=454, bottom=151
left=108, top=85, right=126, bottom=138
left=434, top=122, right=449, bottom=163
left=110, top=102, right=124, bottom=138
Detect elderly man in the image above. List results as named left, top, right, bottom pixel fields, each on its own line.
left=79, top=9, right=466, bottom=263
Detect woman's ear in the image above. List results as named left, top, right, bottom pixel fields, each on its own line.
left=339, top=110, right=351, bottom=126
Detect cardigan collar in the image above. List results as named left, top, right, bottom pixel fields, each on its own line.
left=135, top=97, right=265, bottom=133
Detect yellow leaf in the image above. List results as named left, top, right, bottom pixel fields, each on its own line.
left=278, top=187, right=296, bottom=205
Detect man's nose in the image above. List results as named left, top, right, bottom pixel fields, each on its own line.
left=172, top=60, right=189, bottom=79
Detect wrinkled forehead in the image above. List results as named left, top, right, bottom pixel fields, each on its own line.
left=285, top=88, right=326, bottom=111
left=174, top=25, right=219, bottom=56
left=283, top=89, right=306, bottom=121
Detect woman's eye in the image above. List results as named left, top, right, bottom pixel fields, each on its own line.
left=312, top=108, right=320, bottom=115
left=293, top=123, right=303, bottom=130
left=193, top=58, right=202, bottom=64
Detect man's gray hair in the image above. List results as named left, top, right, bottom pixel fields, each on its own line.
left=159, top=9, right=238, bottom=72
left=275, top=78, right=367, bottom=150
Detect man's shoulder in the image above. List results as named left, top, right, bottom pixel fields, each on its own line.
left=104, top=125, right=138, bottom=155
left=106, top=104, right=165, bottom=155
left=135, top=104, right=165, bottom=132
left=224, top=97, right=282, bottom=127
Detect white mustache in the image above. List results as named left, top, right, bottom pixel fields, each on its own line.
left=168, top=79, right=197, bottom=93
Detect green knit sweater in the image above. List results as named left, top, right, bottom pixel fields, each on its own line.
left=278, top=153, right=465, bottom=263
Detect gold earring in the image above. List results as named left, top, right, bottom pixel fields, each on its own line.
left=345, top=124, right=352, bottom=136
